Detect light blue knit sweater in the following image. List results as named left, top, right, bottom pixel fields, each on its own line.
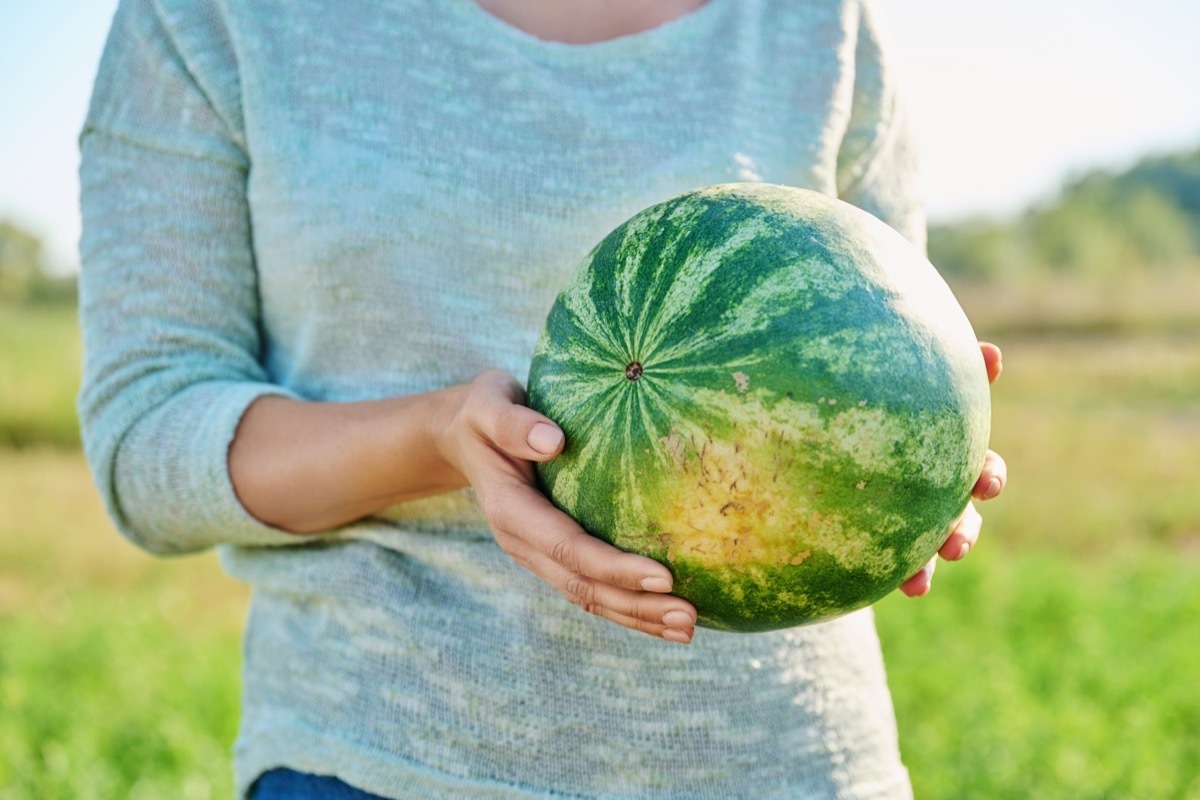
left=79, top=1, right=922, bottom=796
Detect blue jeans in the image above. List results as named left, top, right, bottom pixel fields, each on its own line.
left=250, top=768, right=391, bottom=799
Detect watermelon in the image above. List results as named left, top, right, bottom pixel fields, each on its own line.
left=526, top=183, right=991, bottom=632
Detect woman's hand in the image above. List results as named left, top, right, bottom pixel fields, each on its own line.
left=230, top=370, right=697, bottom=642
left=899, top=342, right=1008, bottom=597
left=435, top=370, right=699, bottom=643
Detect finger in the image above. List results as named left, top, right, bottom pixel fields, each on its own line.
left=484, top=486, right=696, bottom=639
left=979, top=342, right=1003, bottom=384
left=481, top=480, right=677, bottom=595
left=591, top=604, right=696, bottom=644
left=899, top=557, right=936, bottom=597
left=468, top=384, right=565, bottom=462
left=973, top=449, right=1007, bottom=500
left=537, top=514, right=678, bottom=595
left=537, top=556, right=697, bottom=639
left=939, top=501, right=982, bottom=561
left=485, top=407, right=564, bottom=461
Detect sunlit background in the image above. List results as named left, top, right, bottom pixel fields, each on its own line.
left=3, top=0, right=1200, bottom=270
left=2, top=2, right=1199, bottom=798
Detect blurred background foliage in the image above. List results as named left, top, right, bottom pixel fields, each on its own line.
left=0, top=222, right=76, bottom=308
left=929, top=146, right=1200, bottom=283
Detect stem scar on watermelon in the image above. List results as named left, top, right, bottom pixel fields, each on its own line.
left=527, top=183, right=991, bottom=632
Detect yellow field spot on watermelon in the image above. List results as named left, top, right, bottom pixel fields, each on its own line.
left=654, top=430, right=800, bottom=569
left=647, top=390, right=900, bottom=580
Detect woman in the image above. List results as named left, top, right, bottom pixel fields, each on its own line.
left=78, top=0, right=1007, bottom=797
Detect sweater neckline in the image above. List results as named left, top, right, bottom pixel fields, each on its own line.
left=448, top=0, right=730, bottom=61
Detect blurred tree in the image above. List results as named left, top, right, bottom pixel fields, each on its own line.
left=0, top=220, right=76, bottom=305
left=928, top=218, right=1035, bottom=280
left=1032, top=171, right=1196, bottom=276
left=930, top=144, right=1200, bottom=282
left=1115, top=148, right=1200, bottom=219
left=0, top=221, right=45, bottom=302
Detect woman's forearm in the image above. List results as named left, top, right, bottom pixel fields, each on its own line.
left=228, top=387, right=470, bottom=534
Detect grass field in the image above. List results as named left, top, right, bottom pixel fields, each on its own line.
left=0, top=303, right=80, bottom=449
left=2, top=284, right=1199, bottom=798
left=0, top=449, right=248, bottom=800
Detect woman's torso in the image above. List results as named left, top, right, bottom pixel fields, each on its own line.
left=208, top=0, right=912, bottom=795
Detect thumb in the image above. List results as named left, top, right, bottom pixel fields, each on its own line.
left=475, top=400, right=565, bottom=462
left=459, top=371, right=566, bottom=463
left=525, top=421, right=565, bottom=458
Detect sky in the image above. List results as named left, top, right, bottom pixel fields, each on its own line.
left=2, top=0, right=1199, bottom=273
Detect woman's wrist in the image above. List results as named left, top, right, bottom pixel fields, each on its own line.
left=423, top=380, right=473, bottom=489
left=229, top=384, right=477, bottom=534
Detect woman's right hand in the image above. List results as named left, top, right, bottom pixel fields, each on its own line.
left=434, top=370, right=697, bottom=643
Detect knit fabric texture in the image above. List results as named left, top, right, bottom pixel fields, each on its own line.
left=78, top=0, right=923, bottom=797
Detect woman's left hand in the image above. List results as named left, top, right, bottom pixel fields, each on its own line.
left=899, top=342, right=1007, bottom=597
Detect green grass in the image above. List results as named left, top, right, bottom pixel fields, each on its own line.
left=877, top=550, right=1200, bottom=799
left=0, top=591, right=243, bottom=800
left=2, top=286, right=1199, bottom=798
left=0, top=301, right=81, bottom=448
left=0, top=451, right=249, bottom=800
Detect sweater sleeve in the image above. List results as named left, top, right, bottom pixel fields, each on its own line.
left=78, top=0, right=312, bottom=554
left=836, top=0, right=927, bottom=252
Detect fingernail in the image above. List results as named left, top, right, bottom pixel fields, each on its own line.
left=982, top=476, right=1002, bottom=499
left=662, top=610, right=695, bottom=628
left=662, top=628, right=692, bottom=644
left=527, top=422, right=564, bottom=455
left=640, top=576, right=672, bottom=593
left=955, top=541, right=970, bottom=560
